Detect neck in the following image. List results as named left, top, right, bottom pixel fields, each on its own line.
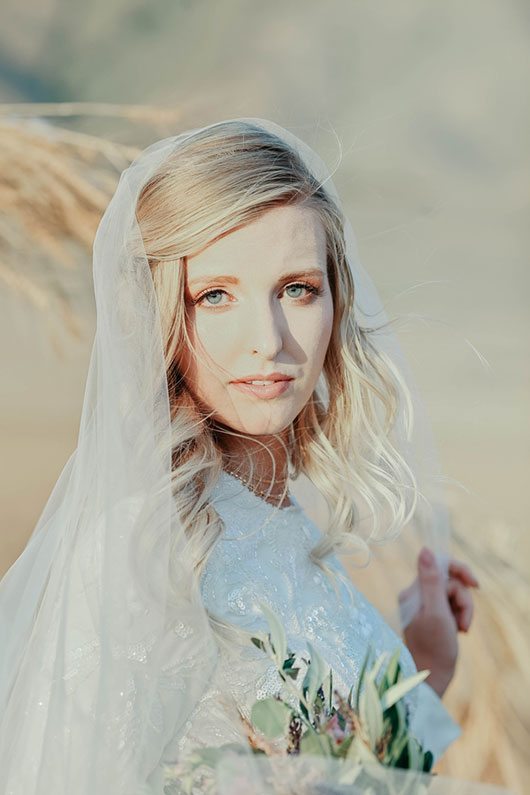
left=216, top=427, right=291, bottom=499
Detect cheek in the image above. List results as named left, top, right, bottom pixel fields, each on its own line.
left=187, top=319, right=234, bottom=396
left=293, top=300, right=334, bottom=368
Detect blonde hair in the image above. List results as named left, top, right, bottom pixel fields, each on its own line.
left=135, top=120, right=418, bottom=620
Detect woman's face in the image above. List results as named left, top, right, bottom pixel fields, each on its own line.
left=182, top=204, right=334, bottom=436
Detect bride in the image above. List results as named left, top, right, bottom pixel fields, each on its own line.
left=0, top=118, right=479, bottom=795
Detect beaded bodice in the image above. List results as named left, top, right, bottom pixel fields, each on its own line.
left=171, top=471, right=443, bottom=761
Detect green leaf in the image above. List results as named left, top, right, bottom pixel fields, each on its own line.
left=251, top=636, right=266, bottom=652
left=345, top=734, right=379, bottom=765
left=385, top=647, right=401, bottom=685
left=319, top=670, right=332, bottom=712
left=302, top=641, right=329, bottom=708
left=392, top=698, right=408, bottom=739
left=370, top=651, right=390, bottom=683
left=407, top=735, right=423, bottom=771
left=334, top=733, right=355, bottom=759
left=250, top=697, right=292, bottom=739
left=299, top=728, right=332, bottom=756
left=355, top=644, right=374, bottom=712
left=258, top=602, right=287, bottom=666
left=423, top=749, right=434, bottom=773
left=380, top=669, right=429, bottom=711
left=386, top=728, right=409, bottom=766
left=282, top=653, right=300, bottom=680
left=359, top=676, right=384, bottom=748
left=378, top=647, right=401, bottom=696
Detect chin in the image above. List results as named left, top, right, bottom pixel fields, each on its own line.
left=230, top=420, right=291, bottom=437
left=217, top=407, right=298, bottom=437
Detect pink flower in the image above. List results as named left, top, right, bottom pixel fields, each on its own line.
left=326, top=713, right=346, bottom=744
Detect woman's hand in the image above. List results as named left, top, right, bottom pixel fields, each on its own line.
left=399, top=547, right=479, bottom=699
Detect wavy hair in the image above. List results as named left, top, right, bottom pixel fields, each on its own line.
left=135, top=120, right=419, bottom=625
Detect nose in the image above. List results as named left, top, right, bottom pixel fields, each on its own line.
left=247, top=300, right=285, bottom=358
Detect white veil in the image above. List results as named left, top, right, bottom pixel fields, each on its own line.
left=0, top=119, right=455, bottom=795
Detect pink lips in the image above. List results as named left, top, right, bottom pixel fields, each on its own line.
left=231, top=372, right=292, bottom=383
left=230, top=379, right=293, bottom=399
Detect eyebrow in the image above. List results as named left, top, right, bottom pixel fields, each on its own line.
left=188, top=268, right=326, bottom=288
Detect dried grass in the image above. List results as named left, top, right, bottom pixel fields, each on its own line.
left=434, top=519, right=529, bottom=795
left=0, top=103, right=169, bottom=332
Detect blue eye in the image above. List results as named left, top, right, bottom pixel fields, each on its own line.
left=200, top=289, right=225, bottom=306
left=285, top=284, right=305, bottom=298
left=194, top=282, right=321, bottom=308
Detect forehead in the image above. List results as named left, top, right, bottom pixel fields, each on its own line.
left=187, top=205, right=326, bottom=283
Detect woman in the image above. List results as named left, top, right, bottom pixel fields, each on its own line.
left=0, top=119, right=478, bottom=795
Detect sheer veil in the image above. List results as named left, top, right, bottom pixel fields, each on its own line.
left=0, top=119, right=455, bottom=794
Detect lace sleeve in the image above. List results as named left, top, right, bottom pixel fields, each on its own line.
left=409, top=680, right=462, bottom=763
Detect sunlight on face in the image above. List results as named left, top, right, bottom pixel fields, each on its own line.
left=182, top=205, right=334, bottom=436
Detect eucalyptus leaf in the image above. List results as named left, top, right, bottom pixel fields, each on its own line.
left=387, top=729, right=409, bottom=765
left=302, top=641, right=329, bottom=707
left=251, top=636, right=267, bottom=652
left=321, top=669, right=332, bottom=710
left=407, top=735, right=423, bottom=771
left=258, top=601, right=287, bottom=666
left=346, top=734, right=379, bottom=765
left=370, top=651, right=390, bottom=683
left=378, top=647, right=401, bottom=696
left=380, top=670, right=429, bottom=711
left=423, top=749, right=434, bottom=774
left=334, top=732, right=355, bottom=759
left=355, top=644, right=374, bottom=712
left=282, top=654, right=300, bottom=680
left=299, top=728, right=331, bottom=756
left=359, top=676, right=384, bottom=748
left=393, top=698, right=407, bottom=738
left=250, top=697, right=292, bottom=739
left=385, top=647, right=401, bottom=685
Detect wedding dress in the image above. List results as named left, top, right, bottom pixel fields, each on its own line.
left=153, top=470, right=461, bottom=791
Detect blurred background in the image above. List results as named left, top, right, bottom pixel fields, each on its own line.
left=0, top=1, right=528, bottom=792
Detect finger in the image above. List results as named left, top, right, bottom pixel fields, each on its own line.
left=417, top=548, right=447, bottom=613
left=447, top=580, right=474, bottom=631
left=448, top=559, right=480, bottom=588
left=448, top=559, right=480, bottom=587
left=448, top=593, right=473, bottom=632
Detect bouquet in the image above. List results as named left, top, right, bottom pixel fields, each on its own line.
left=163, top=602, right=436, bottom=795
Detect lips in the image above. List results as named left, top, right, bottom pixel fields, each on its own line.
left=238, top=378, right=292, bottom=384
left=230, top=374, right=293, bottom=384
left=230, top=379, right=293, bottom=399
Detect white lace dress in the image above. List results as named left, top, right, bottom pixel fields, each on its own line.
left=164, top=471, right=461, bottom=770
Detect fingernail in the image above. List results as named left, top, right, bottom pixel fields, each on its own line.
left=420, top=548, right=434, bottom=567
